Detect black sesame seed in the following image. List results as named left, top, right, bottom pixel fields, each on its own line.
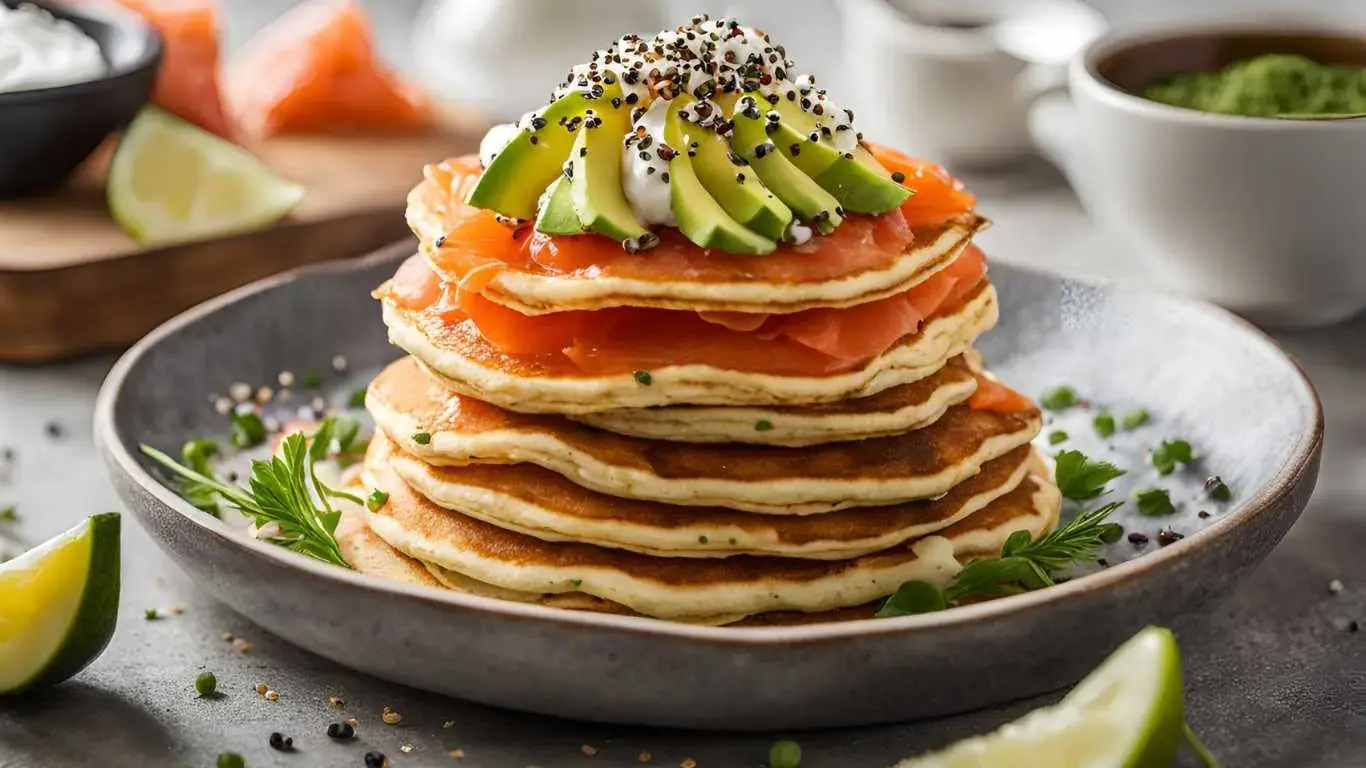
left=789, top=143, right=801, bottom=156
left=764, top=122, right=779, bottom=135
left=835, top=206, right=845, bottom=216
left=625, top=92, right=639, bottom=104
left=528, top=135, right=539, bottom=145
left=736, top=173, right=746, bottom=183
left=660, top=172, right=670, bottom=182
left=328, top=722, right=356, bottom=740
left=44, top=421, right=63, bottom=439
left=891, top=171, right=906, bottom=184
left=1198, top=510, right=1210, bottom=519
left=530, top=117, right=547, bottom=130
left=611, top=97, right=622, bottom=108
left=579, top=147, right=588, bottom=157
left=433, top=234, right=447, bottom=248
left=364, top=751, right=388, bottom=768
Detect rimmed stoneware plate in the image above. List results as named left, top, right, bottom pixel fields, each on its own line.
left=96, top=241, right=1322, bottom=730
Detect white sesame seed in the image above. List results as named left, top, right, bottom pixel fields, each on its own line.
left=1330, top=579, right=1345, bottom=594
left=331, top=355, right=348, bottom=372
left=229, top=382, right=252, bottom=402
left=277, top=371, right=295, bottom=388
left=214, top=398, right=233, bottom=415
left=255, top=386, right=274, bottom=404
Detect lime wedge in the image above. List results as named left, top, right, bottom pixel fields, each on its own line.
left=108, top=107, right=304, bottom=245
left=894, top=627, right=1184, bottom=768
left=0, top=513, right=121, bottom=695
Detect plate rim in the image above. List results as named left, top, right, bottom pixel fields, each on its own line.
left=94, top=240, right=1326, bottom=645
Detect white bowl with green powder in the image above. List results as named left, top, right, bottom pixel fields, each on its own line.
left=1029, top=22, right=1366, bottom=327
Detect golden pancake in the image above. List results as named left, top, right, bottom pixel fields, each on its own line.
left=407, top=166, right=989, bottom=315
left=361, top=451, right=1061, bottom=621
left=572, top=354, right=979, bottom=446
left=379, top=281, right=998, bottom=414
left=383, top=434, right=1035, bottom=559
left=367, top=356, right=1042, bottom=514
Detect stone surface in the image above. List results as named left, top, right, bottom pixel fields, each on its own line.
left=2, top=1, right=1365, bottom=766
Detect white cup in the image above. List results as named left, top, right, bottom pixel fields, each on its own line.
left=840, top=0, right=1104, bottom=168
left=1030, top=20, right=1366, bottom=327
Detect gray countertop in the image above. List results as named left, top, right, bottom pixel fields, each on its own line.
left=3, top=2, right=1365, bottom=767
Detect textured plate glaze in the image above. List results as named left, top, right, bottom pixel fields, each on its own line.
left=95, top=241, right=1322, bottom=730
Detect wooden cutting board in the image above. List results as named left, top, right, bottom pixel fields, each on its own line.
left=0, top=117, right=483, bottom=363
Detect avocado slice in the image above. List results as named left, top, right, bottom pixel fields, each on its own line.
left=467, top=89, right=601, bottom=221
left=569, top=93, right=652, bottom=243
left=677, top=98, right=792, bottom=242
left=534, top=176, right=583, bottom=235
left=771, top=99, right=910, bottom=214
left=664, top=99, right=777, bottom=255
left=731, top=96, right=843, bottom=235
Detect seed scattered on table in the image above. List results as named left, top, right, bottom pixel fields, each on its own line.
left=229, top=382, right=252, bottom=402
left=400, top=743, right=416, bottom=754
left=269, top=732, right=294, bottom=752
left=232, top=638, right=253, bottom=653
left=381, top=706, right=402, bottom=725
left=680, top=759, right=698, bottom=768
left=581, top=744, right=599, bottom=756
left=1127, top=532, right=1149, bottom=548
left=265, top=689, right=280, bottom=702
left=329, top=695, right=346, bottom=708
left=328, top=722, right=356, bottom=739
left=638, top=751, right=652, bottom=763
left=448, top=748, right=465, bottom=759
left=1330, top=579, right=1345, bottom=594
left=442, top=719, right=456, bottom=728
left=278, top=371, right=296, bottom=388
left=332, top=355, right=348, bottom=372
left=364, top=751, right=388, bottom=768
left=255, top=683, right=269, bottom=695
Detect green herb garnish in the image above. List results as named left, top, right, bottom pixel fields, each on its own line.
left=769, top=739, right=802, bottom=768
left=755, top=419, right=774, bottom=432
left=195, top=671, right=218, bottom=697
left=1151, top=439, right=1194, bottom=476
left=569, top=578, right=583, bottom=587
left=0, top=506, right=16, bottom=522
left=302, top=371, right=323, bottom=389
left=348, top=387, right=368, bottom=409
left=144, top=608, right=160, bottom=620
left=1121, top=409, right=1150, bottom=430
left=366, top=489, right=390, bottom=512
left=412, top=431, right=432, bottom=446
left=1048, top=430, right=1069, bottom=445
left=1093, top=412, right=1116, bottom=438
left=877, top=502, right=1123, bottom=617
left=1054, top=450, right=1126, bottom=501
left=177, top=439, right=223, bottom=517
left=217, top=753, right=245, bottom=768
left=633, top=369, right=653, bottom=386
left=1205, top=476, right=1233, bottom=502
left=141, top=417, right=359, bottom=568
left=229, top=411, right=267, bottom=449
left=1135, top=487, right=1176, bottom=517
left=1040, top=385, right=1080, bottom=411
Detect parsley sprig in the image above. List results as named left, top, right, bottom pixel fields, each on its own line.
left=877, top=502, right=1123, bottom=617
left=142, top=417, right=359, bottom=567
left=878, top=449, right=1127, bottom=618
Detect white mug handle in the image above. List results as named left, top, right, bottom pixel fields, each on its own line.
left=1027, top=88, right=1088, bottom=200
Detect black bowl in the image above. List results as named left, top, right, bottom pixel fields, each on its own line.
left=0, top=0, right=161, bottom=198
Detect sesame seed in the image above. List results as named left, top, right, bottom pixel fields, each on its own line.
left=332, top=355, right=348, bottom=372
left=254, top=386, right=273, bottom=404
left=329, top=696, right=345, bottom=708
left=581, top=745, right=599, bottom=756
left=229, top=382, right=252, bottom=402
left=233, top=638, right=253, bottom=653
left=449, top=749, right=466, bottom=759
left=381, top=707, right=403, bottom=725
left=277, top=371, right=295, bottom=388
left=255, top=683, right=268, bottom=695
left=1330, top=579, right=1345, bottom=594
left=214, top=397, right=233, bottom=415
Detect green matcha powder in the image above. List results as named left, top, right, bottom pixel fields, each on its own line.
left=1143, top=53, right=1366, bottom=117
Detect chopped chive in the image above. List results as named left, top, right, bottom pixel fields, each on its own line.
left=366, top=490, right=390, bottom=512
left=1121, top=409, right=1150, bottom=430
left=348, top=387, right=368, bottom=408
left=229, top=412, right=267, bottom=449
left=755, top=419, right=774, bottom=432
left=1040, top=386, right=1080, bottom=411
left=633, top=370, right=653, bottom=386
left=412, top=431, right=432, bottom=446
left=1048, top=430, right=1069, bottom=445
left=217, top=754, right=245, bottom=768
left=1093, top=412, right=1116, bottom=438
left=144, top=608, right=160, bottom=621
left=569, top=578, right=583, bottom=587
left=1134, top=487, right=1176, bottom=517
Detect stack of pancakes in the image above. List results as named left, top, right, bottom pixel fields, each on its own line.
left=341, top=177, right=1058, bottom=626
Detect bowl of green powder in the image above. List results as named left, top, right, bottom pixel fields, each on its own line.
left=1143, top=53, right=1366, bottom=119
left=1027, top=22, right=1366, bottom=327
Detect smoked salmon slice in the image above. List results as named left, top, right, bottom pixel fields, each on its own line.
left=967, top=376, right=1035, bottom=414
left=419, top=149, right=972, bottom=287
left=113, top=0, right=235, bottom=139
left=226, top=0, right=433, bottom=138
left=386, top=246, right=989, bottom=377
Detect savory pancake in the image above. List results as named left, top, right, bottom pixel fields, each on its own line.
left=572, top=354, right=979, bottom=446
left=367, top=356, right=1042, bottom=514
left=379, top=281, right=998, bottom=413
left=406, top=156, right=989, bottom=315
left=361, top=452, right=1061, bottom=621
left=381, top=434, right=1036, bottom=559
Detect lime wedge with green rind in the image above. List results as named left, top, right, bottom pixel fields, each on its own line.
left=108, top=107, right=304, bottom=246
left=0, top=513, right=121, bottom=695
left=893, top=626, right=1184, bottom=768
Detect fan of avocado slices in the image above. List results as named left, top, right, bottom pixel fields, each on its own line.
left=467, top=14, right=912, bottom=255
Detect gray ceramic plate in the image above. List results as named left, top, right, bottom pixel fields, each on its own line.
left=95, top=241, right=1322, bottom=731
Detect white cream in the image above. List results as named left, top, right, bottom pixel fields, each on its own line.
left=0, top=3, right=105, bottom=94
left=621, top=97, right=675, bottom=227
left=478, top=121, right=521, bottom=167
left=785, top=220, right=813, bottom=246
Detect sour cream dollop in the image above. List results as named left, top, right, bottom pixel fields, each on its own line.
left=0, top=3, right=106, bottom=94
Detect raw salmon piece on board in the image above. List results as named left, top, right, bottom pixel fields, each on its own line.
left=112, top=0, right=235, bottom=139
left=226, top=0, right=433, bottom=138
